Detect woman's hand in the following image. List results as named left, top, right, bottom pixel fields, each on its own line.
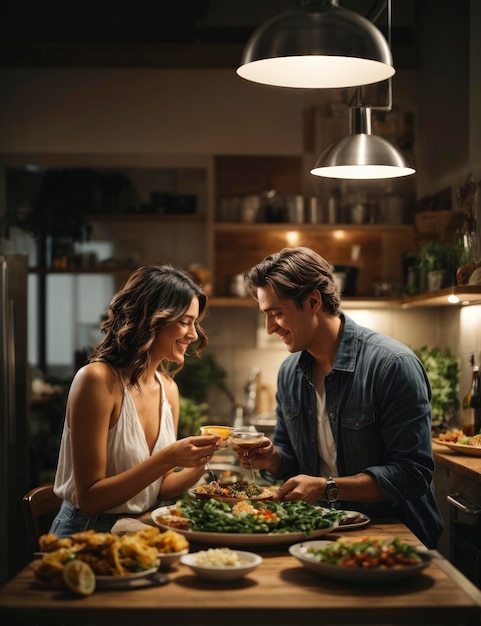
left=170, top=434, right=220, bottom=468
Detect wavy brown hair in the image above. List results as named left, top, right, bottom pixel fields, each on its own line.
left=90, top=264, right=208, bottom=387
left=244, top=246, right=341, bottom=315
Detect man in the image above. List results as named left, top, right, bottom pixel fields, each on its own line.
left=239, top=246, right=443, bottom=548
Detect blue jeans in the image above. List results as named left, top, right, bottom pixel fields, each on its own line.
left=49, top=500, right=126, bottom=537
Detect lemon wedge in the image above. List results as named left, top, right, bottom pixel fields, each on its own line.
left=62, top=560, right=96, bottom=596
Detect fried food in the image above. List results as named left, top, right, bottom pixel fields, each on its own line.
left=32, top=526, right=189, bottom=590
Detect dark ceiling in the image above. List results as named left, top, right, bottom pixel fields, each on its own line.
left=0, top=0, right=418, bottom=69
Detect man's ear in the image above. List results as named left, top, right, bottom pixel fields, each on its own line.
left=308, top=289, right=322, bottom=312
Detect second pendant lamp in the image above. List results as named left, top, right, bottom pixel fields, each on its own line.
left=310, top=105, right=415, bottom=179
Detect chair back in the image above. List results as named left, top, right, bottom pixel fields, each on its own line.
left=22, top=484, right=62, bottom=552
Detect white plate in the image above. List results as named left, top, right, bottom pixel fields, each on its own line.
left=289, top=540, right=432, bottom=583
left=151, top=505, right=338, bottom=547
left=180, top=550, right=262, bottom=581
left=331, top=509, right=371, bottom=530
left=433, top=439, right=481, bottom=457
left=95, top=566, right=162, bottom=589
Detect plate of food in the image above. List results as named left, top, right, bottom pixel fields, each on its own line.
left=188, top=480, right=279, bottom=503
left=433, top=438, right=481, bottom=457
left=289, top=537, right=432, bottom=583
left=151, top=499, right=341, bottom=547
left=180, top=548, right=262, bottom=582
left=32, top=527, right=183, bottom=590
left=337, top=510, right=371, bottom=530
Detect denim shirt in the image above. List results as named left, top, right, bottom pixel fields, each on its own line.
left=263, top=313, right=443, bottom=548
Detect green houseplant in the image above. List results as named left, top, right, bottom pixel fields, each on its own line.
left=414, top=345, right=460, bottom=434
left=417, top=240, right=466, bottom=291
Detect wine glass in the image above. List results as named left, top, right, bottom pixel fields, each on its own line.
left=229, top=429, right=264, bottom=484
left=199, top=425, right=233, bottom=482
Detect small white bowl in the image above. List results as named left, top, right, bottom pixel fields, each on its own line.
left=158, top=548, right=189, bottom=570
left=180, top=550, right=262, bottom=581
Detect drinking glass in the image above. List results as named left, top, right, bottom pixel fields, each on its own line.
left=228, top=429, right=264, bottom=484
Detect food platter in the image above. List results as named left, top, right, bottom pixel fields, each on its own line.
left=95, top=566, right=168, bottom=589
left=151, top=505, right=338, bottom=547
left=188, top=482, right=279, bottom=504
left=433, top=439, right=481, bottom=457
left=289, top=540, right=432, bottom=583
left=188, top=490, right=275, bottom=504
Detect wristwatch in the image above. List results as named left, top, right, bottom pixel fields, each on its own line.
left=324, top=477, right=339, bottom=504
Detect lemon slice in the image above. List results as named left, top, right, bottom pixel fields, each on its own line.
left=62, top=560, right=96, bottom=596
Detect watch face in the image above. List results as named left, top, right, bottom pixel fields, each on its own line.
left=326, top=479, right=339, bottom=502
left=327, top=487, right=339, bottom=502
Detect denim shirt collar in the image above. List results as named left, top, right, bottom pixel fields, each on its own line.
left=297, top=312, right=358, bottom=377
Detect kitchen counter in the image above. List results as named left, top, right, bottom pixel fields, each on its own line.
left=1, top=520, right=480, bottom=626
left=433, top=441, right=481, bottom=483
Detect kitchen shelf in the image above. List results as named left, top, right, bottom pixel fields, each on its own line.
left=28, top=267, right=133, bottom=275
left=400, top=285, right=481, bottom=308
left=208, top=288, right=481, bottom=309
left=86, top=213, right=206, bottom=223
left=214, top=223, right=414, bottom=232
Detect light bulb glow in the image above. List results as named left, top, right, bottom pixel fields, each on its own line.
left=310, top=164, right=415, bottom=180
left=237, top=56, right=395, bottom=89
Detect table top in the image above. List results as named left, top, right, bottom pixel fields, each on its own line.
left=1, top=520, right=481, bottom=626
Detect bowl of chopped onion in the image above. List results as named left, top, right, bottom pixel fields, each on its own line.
left=180, top=547, right=262, bottom=581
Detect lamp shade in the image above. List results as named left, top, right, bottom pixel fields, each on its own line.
left=310, top=106, right=415, bottom=179
left=236, top=1, right=395, bottom=89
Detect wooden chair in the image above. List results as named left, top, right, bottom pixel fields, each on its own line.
left=22, top=484, right=62, bottom=552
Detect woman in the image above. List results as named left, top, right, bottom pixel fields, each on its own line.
left=49, top=264, right=220, bottom=537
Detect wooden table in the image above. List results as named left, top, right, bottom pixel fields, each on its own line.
left=1, top=520, right=481, bottom=626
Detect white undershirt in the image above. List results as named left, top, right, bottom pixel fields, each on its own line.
left=315, top=381, right=338, bottom=477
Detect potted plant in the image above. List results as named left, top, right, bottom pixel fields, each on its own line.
left=414, top=345, right=460, bottom=435
left=417, top=240, right=465, bottom=291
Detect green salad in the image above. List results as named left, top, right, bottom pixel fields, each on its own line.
left=177, top=497, right=342, bottom=534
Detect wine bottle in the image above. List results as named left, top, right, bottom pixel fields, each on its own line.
left=472, top=367, right=481, bottom=435
left=462, top=355, right=479, bottom=436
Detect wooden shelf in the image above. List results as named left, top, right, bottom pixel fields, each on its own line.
left=214, top=222, right=414, bottom=232
left=208, top=288, right=481, bottom=309
left=28, top=267, right=133, bottom=275
left=86, top=213, right=206, bottom=222
left=400, top=285, right=481, bottom=308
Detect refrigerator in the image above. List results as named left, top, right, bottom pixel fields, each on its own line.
left=0, top=253, right=30, bottom=584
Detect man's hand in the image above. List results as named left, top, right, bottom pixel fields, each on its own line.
left=273, top=474, right=325, bottom=504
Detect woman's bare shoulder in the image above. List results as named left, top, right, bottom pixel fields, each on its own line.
left=72, top=361, right=121, bottom=391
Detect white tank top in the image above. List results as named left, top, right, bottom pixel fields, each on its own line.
left=53, top=372, right=176, bottom=514
left=315, top=382, right=338, bottom=478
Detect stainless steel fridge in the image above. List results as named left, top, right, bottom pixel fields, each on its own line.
left=0, top=253, right=30, bottom=584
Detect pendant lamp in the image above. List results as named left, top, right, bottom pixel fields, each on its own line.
left=310, top=105, right=415, bottom=179
left=236, top=0, right=395, bottom=89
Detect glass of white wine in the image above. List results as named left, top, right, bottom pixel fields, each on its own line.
left=229, top=429, right=264, bottom=485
